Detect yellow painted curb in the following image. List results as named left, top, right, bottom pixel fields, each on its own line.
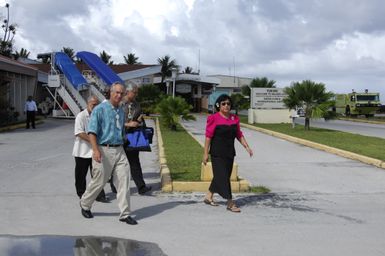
left=172, top=178, right=250, bottom=192
left=156, top=118, right=173, bottom=192
left=241, top=123, right=385, bottom=170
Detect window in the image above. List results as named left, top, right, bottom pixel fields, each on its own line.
left=142, top=77, right=151, bottom=84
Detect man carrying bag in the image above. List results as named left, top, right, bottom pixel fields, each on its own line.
left=123, top=84, right=152, bottom=195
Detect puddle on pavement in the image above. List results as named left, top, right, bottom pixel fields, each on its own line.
left=0, top=235, right=167, bottom=256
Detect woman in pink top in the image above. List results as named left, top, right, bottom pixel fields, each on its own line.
left=203, top=94, right=253, bottom=212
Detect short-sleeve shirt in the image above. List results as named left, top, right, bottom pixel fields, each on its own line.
left=72, top=109, right=92, bottom=158
left=88, top=101, right=125, bottom=145
left=205, top=112, right=243, bottom=158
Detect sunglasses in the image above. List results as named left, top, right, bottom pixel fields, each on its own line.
left=221, top=102, right=231, bottom=106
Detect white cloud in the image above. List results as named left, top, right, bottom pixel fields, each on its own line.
left=5, top=0, right=385, bottom=101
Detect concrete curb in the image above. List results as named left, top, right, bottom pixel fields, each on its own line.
left=241, top=123, right=385, bottom=170
left=155, top=118, right=173, bottom=192
left=338, top=117, right=385, bottom=125
left=0, top=120, right=44, bottom=133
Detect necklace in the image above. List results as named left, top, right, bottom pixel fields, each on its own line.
left=112, top=106, right=121, bottom=129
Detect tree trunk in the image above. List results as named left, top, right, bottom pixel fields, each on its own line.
left=305, top=117, right=310, bottom=130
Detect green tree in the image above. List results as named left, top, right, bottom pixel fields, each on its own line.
left=251, top=77, right=276, bottom=88
left=157, top=55, right=177, bottom=92
left=230, top=93, right=249, bottom=115
left=124, top=53, right=141, bottom=64
left=61, top=47, right=75, bottom=61
left=0, top=3, right=17, bottom=57
left=156, top=96, right=195, bottom=131
left=137, top=84, right=163, bottom=115
left=99, top=50, right=114, bottom=64
left=283, top=80, right=334, bottom=130
left=13, top=47, right=30, bottom=60
left=243, top=77, right=276, bottom=97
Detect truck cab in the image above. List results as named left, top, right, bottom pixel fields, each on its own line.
left=335, top=91, right=380, bottom=117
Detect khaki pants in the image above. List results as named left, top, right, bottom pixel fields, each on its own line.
left=80, top=146, right=131, bottom=219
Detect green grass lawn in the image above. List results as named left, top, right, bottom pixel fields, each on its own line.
left=159, top=117, right=271, bottom=194
left=159, top=118, right=202, bottom=181
left=240, top=116, right=385, bottom=162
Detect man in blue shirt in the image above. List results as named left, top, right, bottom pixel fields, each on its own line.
left=24, top=96, right=37, bottom=129
left=79, top=82, right=137, bottom=225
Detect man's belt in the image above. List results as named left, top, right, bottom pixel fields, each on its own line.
left=100, top=144, right=121, bottom=147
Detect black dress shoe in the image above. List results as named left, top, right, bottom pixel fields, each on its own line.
left=95, top=196, right=110, bottom=203
left=138, top=186, right=152, bottom=195
left=81, top=208, right=93, bottom=219
left=80, top=202, right=93, bottom=218
left=119, top=216, right=138, bottom=225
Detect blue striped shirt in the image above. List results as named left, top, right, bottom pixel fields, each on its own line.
left=88, top=101, right=125, bottom=145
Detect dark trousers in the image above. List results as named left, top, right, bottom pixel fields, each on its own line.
left=26, top=111, right=36, bottom=129
left=209, top=155, right=234, bottom=200
left=125, top=150, right=146, bottom=190
left=74, top=157, right=105, bottom=199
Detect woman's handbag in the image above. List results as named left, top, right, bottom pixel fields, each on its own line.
left=125, top=128, right=152, bottom=152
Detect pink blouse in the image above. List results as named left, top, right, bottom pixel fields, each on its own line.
left=205, top=112, right=243, bottom=139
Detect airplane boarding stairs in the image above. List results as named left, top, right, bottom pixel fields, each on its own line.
left=48, top=74, right=87, bottom=117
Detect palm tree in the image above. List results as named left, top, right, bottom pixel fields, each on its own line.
left=61, top=47, right=75, bottom=61
left=184, top=66, right=193, bottom=74
left=242, top=77, right=276, bottom=98
left=157, top=55, right=177, bottom=92
left=99, top=50, right=114, bottom=64
left=14, top=48, right=30, bottom=60
left=156, top=96, right=195, bottom=131
left=283, top=80, right=334, bottom=130
left=251, top=77, right=276, bottom=88
left=0, top=3, right=17, bottom=57
left=124, top=53, right=141, bottom=64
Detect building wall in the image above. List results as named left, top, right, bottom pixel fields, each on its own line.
left=208, top=75, right=252, bottom=91
left=1, top=70, right=37, bottom=120
left=248, top=108, right=291, bottom=124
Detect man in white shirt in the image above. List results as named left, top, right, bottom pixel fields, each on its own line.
left=72, top=95, right=108, bottom=202
left=24, top=96, right=37, bottom=129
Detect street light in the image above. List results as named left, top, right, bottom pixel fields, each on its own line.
left=165, top=79, right=171, bottom=95
left=171, top=67, right=178, bottom=98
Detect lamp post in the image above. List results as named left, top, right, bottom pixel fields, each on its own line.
left=171, top=67, right=177, bottom=98
left=166, top=80, right=170, bottom=95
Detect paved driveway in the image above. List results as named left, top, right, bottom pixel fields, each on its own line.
left=1, top=117, right=385, bottom=255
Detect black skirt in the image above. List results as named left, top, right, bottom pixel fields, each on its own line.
left=209, top=155, right=234, bottom=200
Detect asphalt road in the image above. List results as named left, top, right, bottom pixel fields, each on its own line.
left=1, top=117, right=385, bottom=255
left=294, top=117, right=385, bottom=139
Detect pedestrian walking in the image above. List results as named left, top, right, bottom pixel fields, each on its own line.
left=123, top=84, right=152, bottom=195
left=72, top=95, right=108, bottom=202
left=202, top=94, right=253, bottom=213
left=79, top=82, right=137, bottom=225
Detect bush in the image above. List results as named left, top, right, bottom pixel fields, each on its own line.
left=137, top=84, right=163, bottom=115
left=156, top=96, right=196, bottom=130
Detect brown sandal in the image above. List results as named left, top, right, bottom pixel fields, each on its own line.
left=226, top=203, right=241, bottom=213
left=204, top=198, right=219, bottom=206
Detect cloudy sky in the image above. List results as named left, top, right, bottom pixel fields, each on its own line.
left=2, top=0, right=385, bottom=101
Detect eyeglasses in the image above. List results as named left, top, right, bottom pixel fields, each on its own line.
left=221, top=102, right=231, bottom=106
